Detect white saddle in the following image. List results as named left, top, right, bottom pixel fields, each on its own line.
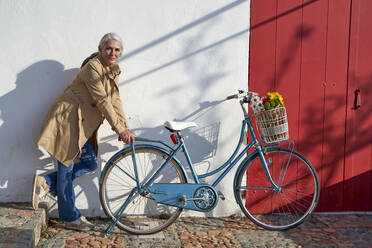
left=164, top=121, right=197, bottom=131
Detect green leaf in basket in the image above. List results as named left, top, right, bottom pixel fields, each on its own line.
left=264, top=102, right=271, bottom=110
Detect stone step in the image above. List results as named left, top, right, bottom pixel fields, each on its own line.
left=0, top=203, right=47, bottom=248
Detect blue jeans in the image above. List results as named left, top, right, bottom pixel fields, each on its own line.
left=44, top=140, right=98, bottom=222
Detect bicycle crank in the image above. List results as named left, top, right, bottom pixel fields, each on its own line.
left=150, top=183, right=219, bottom=212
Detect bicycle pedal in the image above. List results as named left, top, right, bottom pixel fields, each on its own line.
left=181, top=195, right=187, bottom=206
left=217, top=191, right=225, bottom=200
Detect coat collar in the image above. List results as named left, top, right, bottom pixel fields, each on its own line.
left=97, top=55, right=121, bottom=80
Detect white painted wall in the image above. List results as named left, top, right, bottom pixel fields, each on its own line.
left=0, top=0, right=250, bottom=217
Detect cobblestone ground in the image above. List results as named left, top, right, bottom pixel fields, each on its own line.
left=37, top=214, right=372, bottom=248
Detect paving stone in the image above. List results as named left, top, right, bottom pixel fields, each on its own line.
left=337, top=228, right=372, bottom=247
left=357, top=214, right=372, bottom=225
left=316, top=214, right=372, bottom=228
left=234, top=229, right=298, bottom=248
left=222, top=216, right=266, bottom=230
left=172, top=217, right=226, bottom=232
left=287, top=227, right=354, bottom=247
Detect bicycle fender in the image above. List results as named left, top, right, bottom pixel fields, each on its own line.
left=99, top=144, right=188, bottom=185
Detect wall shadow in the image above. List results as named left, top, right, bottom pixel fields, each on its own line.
left=119, top=0, right=248, bottom=62
left=118, top=0, right=249, bottom=87
left=0, top=60, right=102, bottom=216
left=273, top=25, right=314, bottom=87
left=0, top=61, right=76, bottom=200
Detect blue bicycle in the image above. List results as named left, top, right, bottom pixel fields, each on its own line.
left=99, top=90, right=320, bottom=235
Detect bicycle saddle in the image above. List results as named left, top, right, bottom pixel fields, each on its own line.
left=164, top=121, right=197, bottom=131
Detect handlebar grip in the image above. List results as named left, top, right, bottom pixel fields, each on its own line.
left=226, top=91, right=248, bottom=100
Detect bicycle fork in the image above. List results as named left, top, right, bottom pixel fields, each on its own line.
left=256, top=144, right=281, bottom=191
left=256, top=142, right=295, bottom=192
left=106, top=141, right=141, bottom=235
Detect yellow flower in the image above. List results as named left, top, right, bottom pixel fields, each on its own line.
left=267, top=92, right=276, bottom=100
left=266, top=92, right=284, bottom=105
left=278, top=95, right=284, bottom=105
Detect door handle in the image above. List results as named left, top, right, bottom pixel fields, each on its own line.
left=353, top=89, right=361, bottom=109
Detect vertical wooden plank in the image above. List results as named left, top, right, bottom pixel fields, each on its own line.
left=319, top=0, right=350, bottom=211
left=247, top=0, right=277, bottom=213
left=298, top=0, right=328, bottom=210
left=249, top=0, right=277, bottom=94
left=273, top=0, right=304, bottom=213
left=344, top=0, right=372, bottom=211
left=275, top=0, right=303, bottom=147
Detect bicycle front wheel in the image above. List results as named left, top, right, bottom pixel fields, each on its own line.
left=234, top=147, right=319, bottom=230
left=99, top=146, right=186, bottom=235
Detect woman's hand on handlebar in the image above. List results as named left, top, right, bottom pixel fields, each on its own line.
left=119, top=130, right=136, bottom=144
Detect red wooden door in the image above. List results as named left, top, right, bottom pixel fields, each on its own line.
left=344, top=0, right=372, bottom=211
left=249, top=0, right=372, bottom=211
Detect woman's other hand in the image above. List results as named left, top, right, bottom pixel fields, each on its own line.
left=119, top=130, right=136, bottom=144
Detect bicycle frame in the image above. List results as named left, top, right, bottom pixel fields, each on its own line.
left=134, top=112, right=280, bottom=192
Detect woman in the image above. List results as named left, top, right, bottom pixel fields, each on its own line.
left=32, top=33, right=135, bottom=231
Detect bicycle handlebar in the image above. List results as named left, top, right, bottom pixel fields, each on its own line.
left=226, top=90, right=258, bottom=101
left=226, top=91, right=247, bottom=100
left=226, top=90, right=259, bottom=118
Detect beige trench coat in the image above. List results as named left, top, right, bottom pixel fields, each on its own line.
left=38, top=56, right=129, bottom=166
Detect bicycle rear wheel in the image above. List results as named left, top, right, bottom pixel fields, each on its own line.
left=234, top=147, right=319, bottom=230
left=99, top=146, right=186, bottom=234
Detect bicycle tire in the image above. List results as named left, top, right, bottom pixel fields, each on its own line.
left=99, top=146, right=187, bottom=235
left=234, top=147, right=319, bottom=230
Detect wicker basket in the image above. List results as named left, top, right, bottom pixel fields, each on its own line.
left=254, top=106, right=289, bottom=143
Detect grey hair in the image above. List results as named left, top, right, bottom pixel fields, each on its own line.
left=99, top=32, right=123, bottom=50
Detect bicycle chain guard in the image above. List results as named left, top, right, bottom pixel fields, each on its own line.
left=150, top=183, right=218, bottom=212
